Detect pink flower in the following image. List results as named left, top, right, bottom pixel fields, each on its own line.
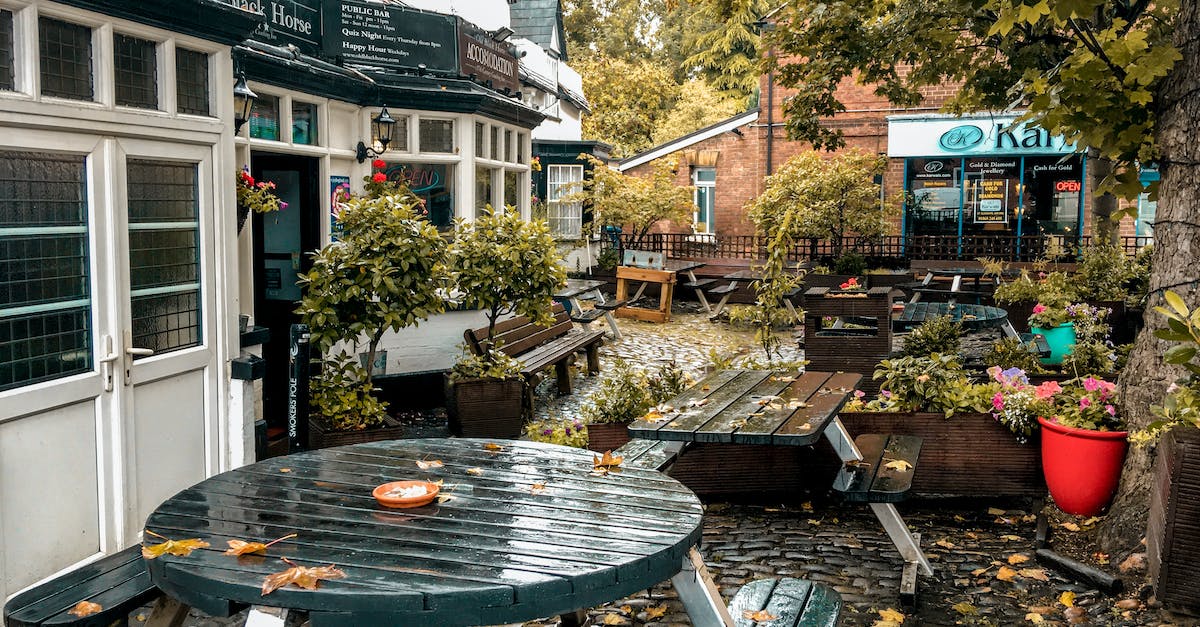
left=854, top=390, right=866, bottom=399
left=987, top=366, right=1002, bottom=382
left=992, top=392, right=1005, bottom=411
left=1083, top=377, right=1101, bottom=392
left=1079, top=397, right=1092, bottom=409
left=1034, top=381, right=1061, bottom=400
left=881, top=390, right=892, bottom=399
left=1105, top=404, right=1116, bottom=416
left=1032, top=304, right=1047, bottom=314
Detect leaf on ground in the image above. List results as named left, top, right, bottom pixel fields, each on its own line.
left=1059, top=590, right=1076, bottom=607
left=1007, top=554, right=1031, bottom=565
left=601, top=614, right=624, bottom=625
left=1025, top=612, right=1044, bottom=623
left=952, top=601, right=978, bottom=615
left=742, top=609, right=779, bottom=621
left=935, top=539, right=956, bottom=549
left=801, top=501, right=814, bottom=512
left=1021, top=514, right=1037, bottom=523
left=261, top=558, right=346, bottom=595
left=1114, top=598, right=1140, bottom=610
left=483, top=442, right=504, bottom=451
left=142, top=531, right=210, bottom=559
left=645, top=605, right=668, bottom=619
left=1094, top=552, right=1110, bottom=564
left=987, top=507, right=1007, bottom=516
left=971, top=566, right=993, bottom=576
left=465, top=467, right=484, bottom=476
left=996, top=566, right=1018, bottom=581
left=877, top=607, right=905, bottom=623
left=1060, top=522, right=1081, bottom=532
left=1081, top=516, right=1101, bottom=526
left=1019, top=568, right=1049, bottom=581
left=68, top=601, right=102, bottom=618
left=953, top=514, right=967, bottom=522
left=1001, top=534, right=1023, bottom=541
left=807, top=518, right=822, bottom=526
left=225, top=533, right=297, bottom=556
left=415, top=459, right=444, bottom=470
left=530, top=482, right=547, bottom=495
left=883, top=459, right=913, bottom=472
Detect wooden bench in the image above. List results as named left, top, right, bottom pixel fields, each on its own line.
left=728, top=578, right=843, bottom=626
left=3, top=546, right=164, bottom=627
left=464, top=303, right=605, bottom=410
left=613, top=439, right=690, bottom=472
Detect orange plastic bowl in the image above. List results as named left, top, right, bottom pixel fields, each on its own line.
left=372, top=480, right=439, bottom=508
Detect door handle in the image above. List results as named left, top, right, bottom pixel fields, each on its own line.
left=122, top=331, right=154, bottom=386
left=126, top=346, right=154, bottom=356
left=99, top=335, right=119, bottom=392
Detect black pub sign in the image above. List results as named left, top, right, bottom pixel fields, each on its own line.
left=323, top=0, right=457, bottom=73
left=223, top=0, right=322, bottom=54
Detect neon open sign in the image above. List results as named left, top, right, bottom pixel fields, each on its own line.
left=1054, top=180, right=1082, bottom=193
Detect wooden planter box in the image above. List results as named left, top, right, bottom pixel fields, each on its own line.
left=586, top=422, right=631, bottom=453
left=1148, top=427, right=1200, bottom=614
left=836, top=411, right=1045, bottom=497
left=866, top=271, right=915, bottom=290
left=804, top=287, right=893, bottom=394
left=803, top=273, right=857, bottom=290
left=308, top=414, right=404, bottom=450
left=445, top=376, right=525, bottom=439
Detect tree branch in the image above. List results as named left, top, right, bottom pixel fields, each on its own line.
left=1067, top=18, right=1127, bottom=82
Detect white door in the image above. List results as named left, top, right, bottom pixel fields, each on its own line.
left=0, top=133, right=221, bottom=599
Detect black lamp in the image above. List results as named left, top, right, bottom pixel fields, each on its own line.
left=232, top=71, right=257, bottom=135
left=356, top=106, right=397, bottom=163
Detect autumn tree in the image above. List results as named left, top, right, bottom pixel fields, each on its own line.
left=577, top=155, right=695, bottom=248
left=682, top=0, right=768, bottom=104
left=652, top=79, right=745, bottom=145
left=747, top=150, right=897, bottom=259
left=575, top=55, right=681, bottom=156
left=768, top=0, right=1194, bottom=550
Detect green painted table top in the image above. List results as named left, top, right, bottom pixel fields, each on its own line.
left=143, top=439, right=703, bottom=626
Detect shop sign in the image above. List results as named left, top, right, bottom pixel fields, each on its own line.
left=223, top=0, right=322, bottom=53
left=458, top=20, right=519, bottom=93
left=324, top=1, right=457, bottom=73
left=888, top=116, right=1074, bottom=158
left=973, top=179, right=1009, bottom=223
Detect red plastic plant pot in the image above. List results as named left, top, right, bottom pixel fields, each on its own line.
left=1038, top=417, right=1128, bottom=516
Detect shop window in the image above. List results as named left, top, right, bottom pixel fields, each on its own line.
left=1, top=10, right=14, bottom=91
left=547, top=164, right=583, bottom=239
left=693, top=167, right=715, bottom=234
left=475, top=122, right=485, bottom=158
left=419, top=118, right=454, bottom=153
left=1021, top=156, right=1082, bottom=237
left=375, top=114, right=409, bottom=152
left=963, top=157, right=1020, bottom=234
left=292, top=101, right=318, bottom=145
left=476, top=166, right=495, bottom=212
left=126, top=159, right=201, bottom=356
left=1137, top=168, right=1159, bottom=237
left=516, top=132, right=526, bottom=164
left=490, top=126, right=499, bottom=161
left=114, top=34, right=157, bottom=109
left=503, top=169, right=520, bottom=209
left=0, top=151, right=92, bottom=391
left=39, top=17, right=93, bottom=101
left=389, top=163, right=452, bottom=228
left=905, top=158, right=961, bottom=236
left=175, top=47, right=209, bottom=116
left=248, top=94, right=280, bottom=140
left=505, top=130, right=514, bottom=162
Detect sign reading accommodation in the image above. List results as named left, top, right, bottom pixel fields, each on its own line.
left=458, top=20, right=519, bottom=93
left=324, top=1, right=457, bottom=72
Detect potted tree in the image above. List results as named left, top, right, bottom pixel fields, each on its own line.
left=296, top=164, right=449, bottom=447
left=446, top=206, right=566, bottom=438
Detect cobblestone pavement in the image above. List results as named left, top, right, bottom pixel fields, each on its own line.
left=167, top=298, right=1190, bottom=627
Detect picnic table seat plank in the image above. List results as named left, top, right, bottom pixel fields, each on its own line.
left=644, top=371, right=774, bottom=440
left=681, top=279, right=717, bottom=290
left=592, top=299, right=629, bottom=311
left=614, top=441, right=688, bottom=472
left=4, top=545, right=159, bottom=627
left=832, top=434, right=923, bottom=503
left=771, top=372, right=864, bottom=445
left=708, top=283, right=739, bottom=295
left=570, top=309, right=607, bottom=324
left=696, top=371, right=822, bottom=444
left=729, top=578, right=842, bottom=627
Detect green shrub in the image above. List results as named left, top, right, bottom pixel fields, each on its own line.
left=834, top=251, right=867, bottom=275
left=525, top=418, right=589, bottom=448
left=1076, top=244, right=1132, bottom=301
left=647, top=361, right=692, bottom=404
left=580, top=360, right=653, bottom=424
left=310, top=352, right=389, bottom=431
left=872, top=354, right=988, bottom=416
left=900, top=315, right=962, bottom=358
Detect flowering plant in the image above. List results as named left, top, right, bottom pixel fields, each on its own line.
left=988, top=366, right=1057, bottom=439
left=236, top=167, right=286, bottom=214
left=1027, top=301, right=1073, bottom=328
left=524, top=418, right=588, bottom=448
left=1047, top=377, right=1123, bottom=431
left=838, top=277, right=864, bottom=290
left=530, top=156, right=542, bottom=172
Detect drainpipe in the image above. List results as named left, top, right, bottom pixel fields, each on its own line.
left=766, top=67, right=775, bottom=176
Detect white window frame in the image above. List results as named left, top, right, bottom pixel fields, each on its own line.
left=547, top=163, right=583, bottom=240
left=693, top=167, right=716, bottom=235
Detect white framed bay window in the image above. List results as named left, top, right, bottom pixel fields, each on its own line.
left=547, top=163, right=583, bottom=239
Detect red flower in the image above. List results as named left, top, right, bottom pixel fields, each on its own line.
left=372, top=159, right=386, bottom=169
left=371, top=172, right=387, bottom=183
left=240, top=172, right=255, bottom=187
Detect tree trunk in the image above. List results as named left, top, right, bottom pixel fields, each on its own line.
left=1099, top=0, right=1200, bottom=552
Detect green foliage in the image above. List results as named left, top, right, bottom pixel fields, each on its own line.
left=574, top=55, right=681, bottom=156
left=310, top=352, right=389, bottom=431
left=1076, top=244, right=1134, bottom=302
left=450, top=346, right=523, bottom=381
left=983, top=337, right=1049, bottom=374
left=994, top=270, right=1078, bottom=305
left=449, top=206, right=567, bottom=348
left=596, top=246, right=619, bottom=271
left=768, top=0, right=1179, bottom=198
left=872, top=354, right=990, bottom=417
left=682, top=0, right=769, bottom=103
left=1062, top=340, right=1118, bottom=377
left=900, top=316, right=963, bottom=358
left=746, top=150, right=898, bottom=258
left=1133, top=291, right=1200, bottom=444
left=581, top=360, right=694, bottom=424
left=297, top=180, right=449, bottom=387
left=651, top=79, right=746, bottom=145
left=578, top=155, right=695, bottom=248
left=525, top=418, right=589, bottom=448
left=647, top=361, right=693, bottom=402
left=833, top=252, right=867, bottom=276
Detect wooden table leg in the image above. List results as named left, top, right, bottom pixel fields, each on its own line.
left=144, top=596, right=191, bottom=627
left=671, top=547, right=735, bottom=627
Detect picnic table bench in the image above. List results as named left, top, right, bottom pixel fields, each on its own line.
left=553, top=278, right=626, bottom=339
left=904, top=267, right=1000, bottom=304
left=464, top=302, right=604, bottom=411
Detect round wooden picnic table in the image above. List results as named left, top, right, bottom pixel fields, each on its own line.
left=142, top=439, right=704, bottom=627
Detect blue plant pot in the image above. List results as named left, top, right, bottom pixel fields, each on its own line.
left=1032, top=322, right=1076, bottom=365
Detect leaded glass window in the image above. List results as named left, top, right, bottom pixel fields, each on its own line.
left=0, top=10, right=14, bottom=91
left=114, top=34, right=157, bottom=109
left=175, top=47, right=209, bottom=116
left=39, top=17, right=93, bottom=100
left=419, top=119, right=454, bottom=153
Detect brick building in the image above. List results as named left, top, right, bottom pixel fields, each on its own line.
left=618, top=71, right=1156, bottom=256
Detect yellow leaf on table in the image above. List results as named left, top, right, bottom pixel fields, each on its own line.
left=1007, top=554, right=1031, bottom=565
left=1025, top=612, right=1044, bottom=623
left=602, top=613, right=624, bottom=625
left=416, top=459, right=444, bottom=470
left=437, top=495, right=454, bottom=503
left=1019, top=568, right=1049, bottom=581
left=483, top=442, right=504, bottom=451
left=68, top=601, right=102, bottom=618
left=1060, top=522, right=1081, bottom=532
left=1059, top=590, right=1076, bottom=607
left=465, top=467, right=484, bottom=476
left=142, top=531, right=210, bottom=559
left=279, top=468, right=291, bottom=473
left=995, top=566, right=1018, bottom=581
left=884, top=459, right=913, bottom=472
left=794, top=422, right=813, bottom=431
left=643, top=411, right=665, bottom=423
left=530, top=482, right=547, bottom=495
left=261, top=558, right=346, bottom=595
left=877, top=607, right=905, bottom=622
left=593, top=451, right=623, bottom=470
left=742, top=609, right=778, bottom=621
left=645, top=605, right=667, bottom=619
left=952, top=601, right=978, bottom=615
left=701, top=386, right=711, bottom=391
left=225, top=533, right=297, bottom=557
left=988, top=507, right=1007, bottom=516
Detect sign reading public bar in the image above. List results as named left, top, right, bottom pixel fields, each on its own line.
left=323, top=0, right=457, bottom=73
left=458, top=20, right=519, bottom=93
left=223, top=0, right=322, bottom=53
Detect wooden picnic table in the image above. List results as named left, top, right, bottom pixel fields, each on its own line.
left=708, top=268, right=803, bottom=321
left=908, top=267, right=1000, bottom=304
left=628, top=370, right=934, bottom=585
left=895, top=301, right=1018, bottom=337
left=554, top=278, right=622, bottom=339
left=615, top=255, right=710, bottom=323
left=140, top=439, right=728, bottom=627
